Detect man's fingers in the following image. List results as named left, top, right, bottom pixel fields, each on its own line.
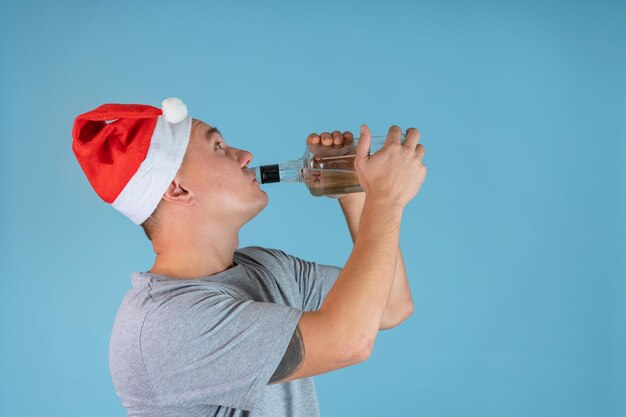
left=307, top=133, right=320, bottom=144
left=416, top=144, right=426, bottom=160
left=309, top=130, right=353, bottom=146
left=387, top=125, right=403, bottom=145
left=332, top=130, right=343, bottom=145
left=403, top=127, right=420, bottom=150
left=320, top=132, right=333, bottom=146
left=355, top=124, right=371, bottom=161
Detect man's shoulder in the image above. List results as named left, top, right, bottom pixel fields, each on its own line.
left=236, top=245, right=290, bottom=268
left=237, top=245, right=284, bottom=256
left=113, top=274, right=230, bottom=328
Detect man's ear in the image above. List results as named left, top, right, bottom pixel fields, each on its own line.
left=161, top=179, right=195, bottom=207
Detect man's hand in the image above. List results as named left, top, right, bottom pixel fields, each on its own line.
left=306, top=129, right=360, bottom=199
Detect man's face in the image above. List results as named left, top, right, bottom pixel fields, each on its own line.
left=173, top=118, right=268, bottom=224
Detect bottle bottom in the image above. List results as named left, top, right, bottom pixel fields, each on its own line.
left=306, top=169, right=364, bottom=197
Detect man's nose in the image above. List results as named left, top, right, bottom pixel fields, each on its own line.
left=237, top=149, right=253, bottom=168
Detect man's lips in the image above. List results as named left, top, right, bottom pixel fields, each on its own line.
left=246, top=171, right=257, bottom=182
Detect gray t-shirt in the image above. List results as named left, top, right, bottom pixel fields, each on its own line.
left=109, top=245, right=342, bottom=417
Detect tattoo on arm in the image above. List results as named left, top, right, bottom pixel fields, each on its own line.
left=268, top=325, right=305, bottom=384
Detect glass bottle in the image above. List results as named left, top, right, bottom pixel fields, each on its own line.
left=249, top=134, right=406, bottom=197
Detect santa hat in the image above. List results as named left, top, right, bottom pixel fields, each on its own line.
left=72, top=97, right=192, bottom=225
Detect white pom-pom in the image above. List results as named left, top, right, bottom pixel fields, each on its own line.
left=161, top=97, right=188, bottom=124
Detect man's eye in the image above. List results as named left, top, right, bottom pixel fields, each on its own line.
left=216, top=141, right=224, bottom=150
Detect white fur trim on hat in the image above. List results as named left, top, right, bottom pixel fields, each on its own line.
left=111, top=114, right=192, bottom=225
left=161, top=97, right=188, bottom=124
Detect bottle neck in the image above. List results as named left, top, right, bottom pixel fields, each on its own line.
left=256, top=158, right=305, bottom=184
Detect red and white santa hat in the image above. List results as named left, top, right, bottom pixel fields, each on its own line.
left=72, top=97, right=192, bottom=225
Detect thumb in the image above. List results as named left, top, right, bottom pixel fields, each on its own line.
left=355, top=124, right=371, bottom=161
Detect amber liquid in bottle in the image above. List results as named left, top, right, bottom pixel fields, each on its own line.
left=306, top=154, right=362, bottom=196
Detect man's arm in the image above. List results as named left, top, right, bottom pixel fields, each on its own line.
left=338, top=192, right=414, bottom=329
left=269, top=125, right=424, bottom=385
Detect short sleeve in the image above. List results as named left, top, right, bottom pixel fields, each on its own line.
left=264, top=248, right=342, bottom=311
left=140, top=289, right=303, bottom=411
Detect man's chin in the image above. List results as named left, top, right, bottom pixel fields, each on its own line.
left=245, top=193, right=269, bottom=219
left=258, top=192, right=269, bottom=210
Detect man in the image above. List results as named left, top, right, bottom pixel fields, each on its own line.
left=72, top=97, right=427, bottom=416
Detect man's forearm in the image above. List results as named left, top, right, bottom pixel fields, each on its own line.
left=338, top=193, right=414, bottom=314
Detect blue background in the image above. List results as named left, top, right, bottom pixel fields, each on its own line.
left=1, top=0, right=624, bottom=416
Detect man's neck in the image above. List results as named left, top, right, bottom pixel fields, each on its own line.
left=149, top=234, right=240, bottom=279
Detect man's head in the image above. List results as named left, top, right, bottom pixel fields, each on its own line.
left=140, top=118, right=267, bottom=242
